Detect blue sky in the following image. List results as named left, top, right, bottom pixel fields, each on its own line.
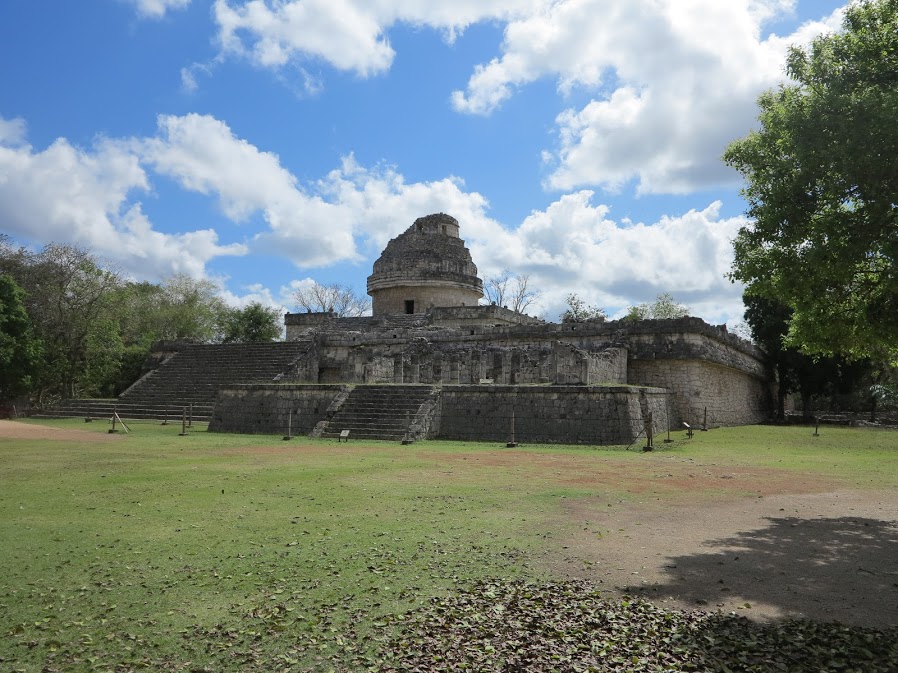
left=0, top=0, right=848, bottom=325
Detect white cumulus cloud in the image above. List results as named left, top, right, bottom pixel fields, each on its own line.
left=207, top=1, right=847, bottom=196
left=466, top=191, right=748, bottom=323
left=0, top=117, right=244, bottom=280
left=0, top=112, right=751, bottom=325
left=124, top=0, right=191, bottom=19
left=211, top=0, right=540, bottom=76
left=451, top=0, right=845, bottom=194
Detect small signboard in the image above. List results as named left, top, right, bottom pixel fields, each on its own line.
left=338, top=430, right=350, bottom=442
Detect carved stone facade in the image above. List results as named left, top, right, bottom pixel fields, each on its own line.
left=276, top=213, right=772, bottom=433
left=278, top=316, right=769, bottom=428
left=207, top=213, right=772, bottom=443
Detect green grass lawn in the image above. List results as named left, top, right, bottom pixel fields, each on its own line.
left=1, top=420, right=896, bottom=672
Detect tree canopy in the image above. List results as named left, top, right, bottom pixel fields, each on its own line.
left=724, top=0, right=898, bottom=359
left=559, top=293, right=606, bottom=323
left=0, top=238, right=268, bottom=403
left=219, top=302, right=282, bottom=343
left=624, top=293, right=690, bottom=321
left=0, top=274, right=42, bottom=401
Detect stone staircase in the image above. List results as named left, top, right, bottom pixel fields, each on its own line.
left=112, top=342, right=312, bottom=422
left=318, top=385, right=437, bottom=441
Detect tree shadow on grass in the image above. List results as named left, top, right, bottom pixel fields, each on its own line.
left=626, top=516, right=898, bottom=627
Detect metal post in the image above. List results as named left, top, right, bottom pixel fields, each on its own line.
left=643, top=411, right=654, bottom=451
left=814, top=417, right=820, bottom=437
left=161, top=404, right=169, bottom=425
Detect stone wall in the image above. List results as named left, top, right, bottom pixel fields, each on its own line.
left=207, top=382, right=669, bottom=445
left=429, top=305, right=544, bottom=327
left=628, top=359, right=769, bottom=427
left=209, top=384, right=348, bottom=434
left=436, top=384, right=669, bottom=445
left=289, top=340, right=629, bottom=386
left=281, top=317, right=769, bottom=423
left=368, top=282, right=483, bottom=317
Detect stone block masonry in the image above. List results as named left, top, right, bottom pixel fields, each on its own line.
left=207, top=383, right=669, bottom=445
left=437, top=385, right=669, bottom=445
left=209, top=384, right=348, bottom=435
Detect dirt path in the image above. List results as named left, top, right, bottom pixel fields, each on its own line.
left=0, top=419, right=120, bottom=441
left=551, top=488, right=898, bottom=628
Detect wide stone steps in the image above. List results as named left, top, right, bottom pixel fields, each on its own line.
left=118, top=342, right=311, bottom=414
left=33, top=398, right=216, bottom=423
left=319, top=385, right=435, bottom=441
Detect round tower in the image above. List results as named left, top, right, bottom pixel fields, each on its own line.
left=367, top=213, right=484, bottom=316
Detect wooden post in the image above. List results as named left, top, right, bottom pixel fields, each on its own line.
left=179, top=407, right=188, bottom=436
left=161, top=404, right=169, bottom=425
left=663, top=398, right=673, bottom=443
left=283, top=409, right=293, bottom=441
left=109, top=413, right=118, bottom=434
left=507, top=408, right=518, bottom=448
left=114, top=412, right=130, bottom=434
left=188, top=403, right=193, bottom=428
left=701, top=406, right=708, bottom=431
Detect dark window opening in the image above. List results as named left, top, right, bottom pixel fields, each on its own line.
left=405, top=300, right=415, bottom=314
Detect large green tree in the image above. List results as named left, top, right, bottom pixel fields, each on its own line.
left=156, top=274, right=228, bottom=342
left=218, top=302, right=282, bottom=343
left=0, top=274, right=42, bottom=401
left=744, top=292, right=873, bottom=419
left=724, top=0, right=898, bottom=359
left=3, top=244, right=125, bottom=401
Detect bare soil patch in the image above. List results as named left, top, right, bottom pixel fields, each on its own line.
left=0, top=419, right=120, bottom=442
left=437, top=449, right=898, bottom=628
left=551, top=488, right=898, bottom=628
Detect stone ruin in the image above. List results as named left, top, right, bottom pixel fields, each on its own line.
left=206, top=213, right=771, bottom=444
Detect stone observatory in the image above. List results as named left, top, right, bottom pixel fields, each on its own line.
left=367, top=213, right=483, bottom=316
left=112, top=212, right=772, bottom=445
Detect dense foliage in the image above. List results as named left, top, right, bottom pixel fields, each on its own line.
left=724, top=0, right=898, bottom=359
left=0, top=274, right=42, bottom=400
left=219, top=302, right=283, bottom=343
left=743, top=293, right=874, bottom=418
left=0, top=238, right=283, bottom=404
